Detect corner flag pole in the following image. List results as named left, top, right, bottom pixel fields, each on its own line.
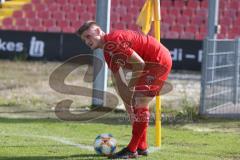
left=153, top=0, right=161, bottom=147
left=136, top=0, right=162, bottom=147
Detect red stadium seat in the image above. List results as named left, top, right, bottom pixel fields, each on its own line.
left=33, top=26, right=47, bottom=32
left=48, top=4, right=61, bottom=11
left=28, top=19, right=41, bottom=28
left=218, top=33, right=227, bottom=39
left=32, top=0, right=42, bottom=4
left=4, top=25, right=17, bottom=30
left=87, top=6, right=95, bottom=13
left=111, top=12, right=121, bottom=22
left=15, top=25, right=30, bottom=31
left=15, top=18, right=27, bottom=26
left=22, top=3, right=32, bottom=11
left=232, top=17, right=240, bottom=26
left=127, top=6, right=141, bottom=15
left=13, top=10, right=24, bottom=19
left=35, top=3, right=46, bottom=11
left=199, top=25, right=207, bottom=34
left=62, top=26, right=76, bottom=33
left=42, top=19, right=55, bottom=28
left=161, top=8, right=168, bottom=16
left=121, top=0, right=132, bottom=7
left=71, top=20, right=82, bottom=29
left=219, top=9, right=224, bottom=18
left=65, top=12, right=79, bottom=21
left=126, top=24, right=139, bottom=31
left=68, top=0, right=78, bottom=3
left=2, top=17, right=14, bottom=27
left=111, top=0, right=119, bottom=6
left=114, top=6, right=127, bottom=14
left=57, top=20, right=70, bottom=29
left=195, top=33, right=205, bottom=40
left=219, top=17, right=232, bottom=26
left=200, top=0, right=208, bottom=8
left=112, top=22, right=126, bottom=30
left=55, top=0, right=68, bottom=3
left=168, top=8, right=181, bottom=16
left=61, top=5, right=73, bottom=13
left=187, top=0, right=200, bottom=8
left=185, top=25, right=198, bottom=33
left=176, top=16, right=190, bottom=25
left=42, top=0, right=52, bottom=4
left=173, top=0, right=186, bottom=8
left=223, top=10, right=236, bottom=18
left=219, top=25, right=228, bottom=35
left=131, top=0, right=145, bottom=6
left=229, top=0, right=240, bottom=9
left=179, top=32, right=195, bottom=40
left=171, top=25, right=184, bottom=33
left=74, top=5, right=87, bottom=13
left=231, top=27, right=240, bottom=35
left=25, top=10, right=36, bottom=19
left=195, top=8, right=208, bottom=17
left=161, top=23, right=170, bottom=32
left=120, top=14, right=134, bottom=23
left=162, top=15, right=176, bottom=25
left=80, top=12, right=94, bottom=20
left=227, top=32, right=236, bottom=39
left=37, top=11, right=51, bottom=19
left=182, top=8, right=195, bottom=17
left=165, top=31, right=179, bottom=39
left=52, top=12, right=65, bottom=20
left=161, top=0, right=173, bottom=7
left=48, top=26, right=61, bottom=32
left=84, top=0, right=96, bottom=6
left=191, top=16, right=205, bottom=25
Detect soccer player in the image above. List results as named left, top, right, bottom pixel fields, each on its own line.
left=76, top=21, right=172, bottom=159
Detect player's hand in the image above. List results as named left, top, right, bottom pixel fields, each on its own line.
left=124, top=103, right=134, bottom=124
left=118, top=84, right=134, bottom=106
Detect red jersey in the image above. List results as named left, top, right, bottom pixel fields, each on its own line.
left=103, top=30, right=171, bottom=73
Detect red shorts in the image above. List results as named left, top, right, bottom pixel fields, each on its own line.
left=134, top=54, right=172, bottom=97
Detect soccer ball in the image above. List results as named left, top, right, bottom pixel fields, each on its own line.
left=94, top=133, right=117, bottom=156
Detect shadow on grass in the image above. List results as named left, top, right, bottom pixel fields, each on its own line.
left=0, top=111, right=132, bottom=125
left=0, top=112, right=239, bottom=126
left=0, top=154, right=106, bottom=160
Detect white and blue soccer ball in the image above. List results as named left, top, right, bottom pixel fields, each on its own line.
left=94, top=133, right=117, bottom=156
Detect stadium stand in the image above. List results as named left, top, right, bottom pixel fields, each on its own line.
left=0, top=0, right=239, bottom=40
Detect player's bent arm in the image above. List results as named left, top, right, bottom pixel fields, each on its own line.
left=112, top=68, right=128, bottom=89
left=127, top=51, right=145, bottom=88
left=112, top=68, right=133, bottom=113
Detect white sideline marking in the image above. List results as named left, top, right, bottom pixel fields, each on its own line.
left=0, top=133, right=94, bottom=151
left=1, top=132, right=161, bottom=153
left=148, top=146, right=161, bottom=153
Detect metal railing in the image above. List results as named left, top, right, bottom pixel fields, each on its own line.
left=200, top=38, right=240, bottom=118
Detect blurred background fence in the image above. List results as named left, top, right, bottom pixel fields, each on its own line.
left=200, top=38, right=240, bottom=117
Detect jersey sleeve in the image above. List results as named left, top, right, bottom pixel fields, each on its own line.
left=104, top=52, right=120, bottom=73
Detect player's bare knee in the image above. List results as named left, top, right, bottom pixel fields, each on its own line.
left=134, top=97, right=153, bottom=106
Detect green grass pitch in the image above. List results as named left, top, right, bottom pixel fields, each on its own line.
left=0, top=117, right=240, bottom=160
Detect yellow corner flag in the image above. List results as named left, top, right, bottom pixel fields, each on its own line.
left=136, top=0, right=161, bottom=36
left=136, top=0, right=162, bottom=147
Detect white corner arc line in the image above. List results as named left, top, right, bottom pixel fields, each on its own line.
left=0, top=133, right=161, bottom=153
left=148, top=146, right=161, bottom=153
left=0, top=133, right=94, bottom=151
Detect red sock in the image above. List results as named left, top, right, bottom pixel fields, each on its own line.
left=127, top=107, right=149, bottom=152
left=138, top=126, right=148, bottom=150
